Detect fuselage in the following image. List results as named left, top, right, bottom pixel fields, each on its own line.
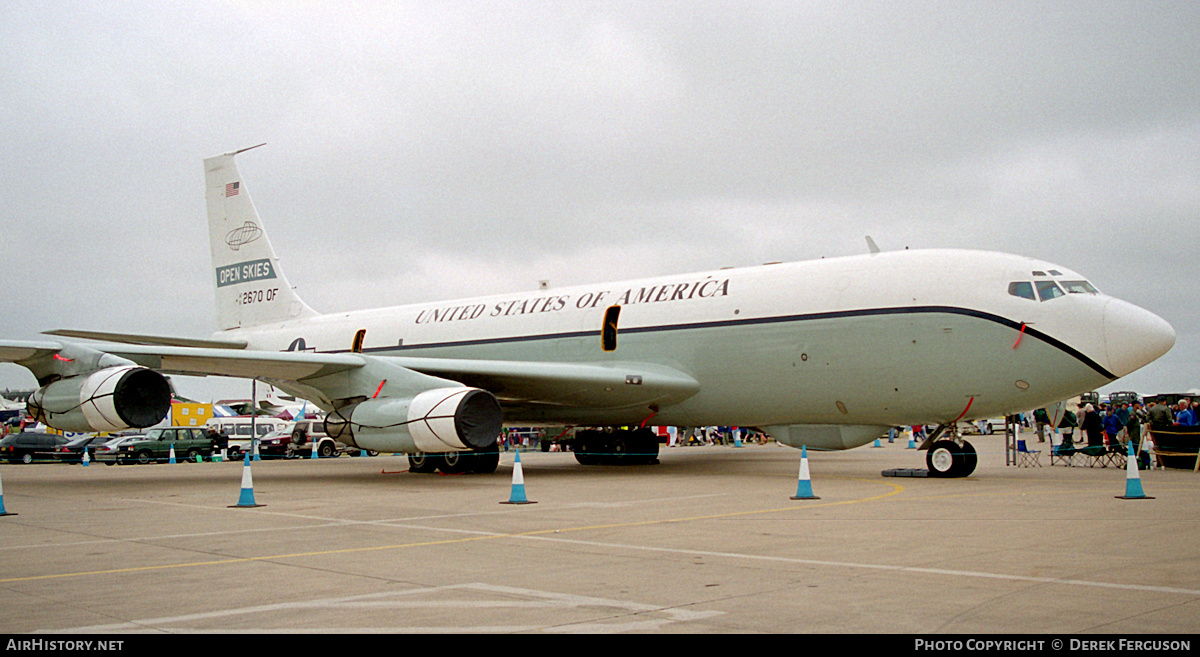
left=218, top=249, right=1175, bottom=429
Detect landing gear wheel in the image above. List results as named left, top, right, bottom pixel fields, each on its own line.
left=437, top=451, right=470, bottom=474
left=631, top=428, right=660, bottom=465
left=609, top=435, right=630, bottom=464
left=926, top=440, right=962, bottom=478
left=470, top=447, right=499, bottom=474
left=407, top=452, right=438, bottom=473
left=573, top=430, right=603, bottom=465
left=958, top=440, right=978, bottom=477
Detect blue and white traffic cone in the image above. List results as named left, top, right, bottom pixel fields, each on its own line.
left=907, top=432, right=917, bottom=449
left=0, top=467, right=16, bottom=516
left=1116, top=441, right=1155, bottom=500
left=168, top=444, right=177, bottom=464
left=310, top=441, right=320, bottom=459
left=733, top=431, right=743, bottom=448
left=500, top=450, right=535, bottom=505
left=252, top=440, right=261, bottom=462
left=81, top=449, right=90, bottom=466
left=871, top=438, right=883, bottom=448
left=230, top=452, right=265, bottom=508
left=790, top=445, right=820, bottom=500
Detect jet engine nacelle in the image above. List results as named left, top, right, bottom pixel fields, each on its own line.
left=26, top=366, right=172, bottom=433
left=324, top=387, right=503, bottom=454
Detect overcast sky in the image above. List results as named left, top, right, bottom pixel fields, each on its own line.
left=1, top=1, right=1196, bottom=402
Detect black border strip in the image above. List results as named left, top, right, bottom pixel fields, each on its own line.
left=349, top=305, right=1114, bottom=380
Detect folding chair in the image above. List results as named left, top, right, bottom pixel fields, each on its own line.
left=1078, top=441, right=1110, bottom=467
left=1016, top=439, right=1041, bottom=467
left=1050, top=434, right=1076, bottom=466
left=1105, top=439, right=1128, bottom=468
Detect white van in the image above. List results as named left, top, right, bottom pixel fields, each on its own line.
left=205, top=417, right=290, bottom=459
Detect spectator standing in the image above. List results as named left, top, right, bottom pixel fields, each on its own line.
left=1081, top=404, right=1104, bottom=448
left=1103, top=406, right=1124, bottom=448
left=1175, top=399, right=1196, bottom=427
left=1147, top=400, right=1174, bottom=428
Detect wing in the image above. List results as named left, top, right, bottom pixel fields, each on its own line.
left=1, top=339, right=699, bottom=424
left=113, top=347, right=700, bottom=421
left=390, top=356, right=700, bottom=419
left=43, top=329, right=249, bottom=350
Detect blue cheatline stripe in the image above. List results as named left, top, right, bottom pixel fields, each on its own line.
left=312, top=305, right=1115, bottom=381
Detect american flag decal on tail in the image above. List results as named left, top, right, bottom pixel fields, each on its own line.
left=225, top=181, right=240, bottom=197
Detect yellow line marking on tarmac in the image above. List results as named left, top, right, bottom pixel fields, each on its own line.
left=0, top=480, right=904, bottom=584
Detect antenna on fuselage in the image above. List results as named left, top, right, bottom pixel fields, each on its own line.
left=865, top=236, right=881, bottom=255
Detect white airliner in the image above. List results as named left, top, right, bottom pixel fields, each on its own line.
left=0, top=147, right=1176, bottom=477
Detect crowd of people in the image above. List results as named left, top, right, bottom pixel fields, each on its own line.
left=1040, top=396, right=1195, bottom=468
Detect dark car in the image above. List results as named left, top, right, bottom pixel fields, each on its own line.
left=0, top=432, right=72, bottom=463
left=256, top=431, right=295, bottom=459
left=54, top=435, right=118, bottom=464
left=115, top=427, right=216, bottom=464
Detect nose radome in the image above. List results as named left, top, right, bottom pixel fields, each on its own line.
left=1103, top=298, right=1176, bottom=378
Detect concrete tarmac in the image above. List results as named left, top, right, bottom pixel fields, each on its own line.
left=1, top=433, right=1198, bottom=634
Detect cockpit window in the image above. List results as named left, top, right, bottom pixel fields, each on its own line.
left=1061, top=280, right=1099, bottom=294
left=1008, top=282, right=1036, bottom=301
left=1036, top=281, right=1065, bottom=301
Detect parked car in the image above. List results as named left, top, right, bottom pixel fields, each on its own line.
left=114, top=427, right=215, bottom=464
left=285, top=419, right=343, bottom=458
left=254, top=430, right=294, bottom=459
left=0, top=432, right=71, bottom=463
left=94, top=436, right=144, bottom=465
left=54, top=435, right=118, bottom=464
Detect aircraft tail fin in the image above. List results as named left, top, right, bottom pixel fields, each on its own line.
left=205, top=146, right=318, bottom=330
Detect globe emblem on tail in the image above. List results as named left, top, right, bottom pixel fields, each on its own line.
left=225, top=221, right=262, bottom=251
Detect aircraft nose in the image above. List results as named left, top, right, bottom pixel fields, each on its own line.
left=1102, top=298, right=1175, bottom=378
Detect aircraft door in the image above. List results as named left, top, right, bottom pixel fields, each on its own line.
left=602, top=306, right=621, bottom=352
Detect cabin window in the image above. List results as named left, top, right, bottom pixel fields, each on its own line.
left=352, top=329, right=366, bottom=353
left=1008, top=282, right=1036, bottom=301
left=602, top=306, right=621, bottom=352
left=1035, top=281, right=1065, bottom=302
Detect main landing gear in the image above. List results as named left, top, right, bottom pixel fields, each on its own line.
left=407, top=444, right=500, bottom=475
left=572, top=427, right=660, bottom=466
